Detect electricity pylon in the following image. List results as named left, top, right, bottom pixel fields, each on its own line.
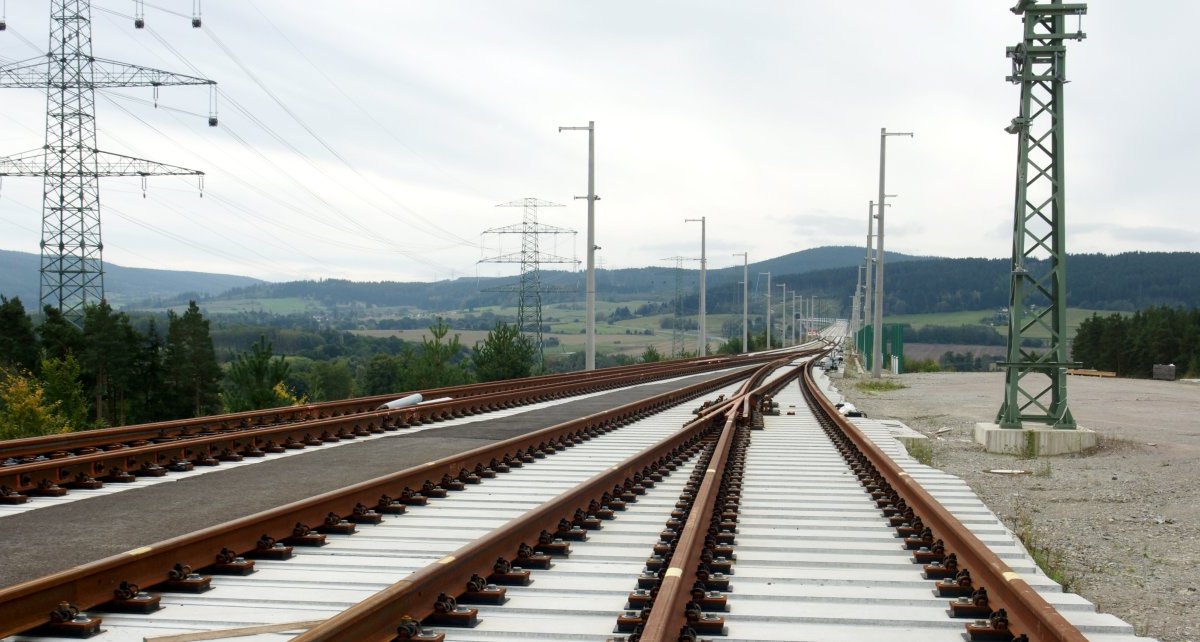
left=0, top=0, right=217, bottom=326
left=996, top=0, right=1086, bottom=429
left=479, top=198, right=578, bottom=368
left=662, top=256, right=698, bottom=358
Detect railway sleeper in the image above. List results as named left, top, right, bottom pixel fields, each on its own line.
left=0, top=362, right=769, bottom=640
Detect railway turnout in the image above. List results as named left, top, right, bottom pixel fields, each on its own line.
left=0, top=337, right=1151, bottom=642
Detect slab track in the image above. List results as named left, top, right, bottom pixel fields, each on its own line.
left=0, top=347, right=1151, bottom=642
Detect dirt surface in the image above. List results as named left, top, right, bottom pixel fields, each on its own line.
left=835, top=369, right=1199, bottom=642
left=0, top=370, right=736, bottom=589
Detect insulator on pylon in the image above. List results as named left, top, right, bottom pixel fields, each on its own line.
left=192, top=0, right=202, bottom=28
left=135, top=0, right=145, bottom=28
left=208, top=116, right=218, bottom=127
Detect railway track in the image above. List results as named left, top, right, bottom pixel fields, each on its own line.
left=0, top=354, right=778, bottom=505
left=0, top=344, right=1149, bottom=641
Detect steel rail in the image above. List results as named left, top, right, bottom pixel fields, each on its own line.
left=296, top=357, right=797, bottom=642
left=0, top=355, right=787, bottom=495
left=637, top=361, right=802, bottom=641
left=0, top=357, right=789, bottom=640
left=800, top=361, right=1089, bottom=642
left=294, top=360, right=793, bottom=642
left=0, top=354, right=759, bottom=462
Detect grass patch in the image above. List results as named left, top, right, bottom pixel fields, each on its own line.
left=1012, top=510, right=1077, bottom=592
left=854, top=379, right=908, bottom=393
left=883, top=307, right=1123, bottom=341
left=904, top=438, right=935, bottom=467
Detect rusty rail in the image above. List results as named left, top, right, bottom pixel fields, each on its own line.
left=0, top=354, right=763, bottom=462
left=638, top=359, right=801, bottom=641
left=294, top=359, right=795, bottom=642
left=800, top=362, right=1088, bottom=642
left=0, top=354, right=785, bottom=496
left=0, top=356, right=796, bottom=640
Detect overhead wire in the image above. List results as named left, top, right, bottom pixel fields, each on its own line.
left=246, top=0, right=488, bottom=201
left=196, top=25, right=480, bottom=248
left=98, top=93, right=446, bottom=264
left=134, top=26, right=430, bottom=244
left=100, top=93, right=464, bottom=275
left=6, top=7, right=473, bottom=279
left=91, top=9, right=459, bottom=269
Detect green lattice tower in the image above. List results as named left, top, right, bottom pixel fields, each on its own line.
left=996, top=0, right=1087, bottom=429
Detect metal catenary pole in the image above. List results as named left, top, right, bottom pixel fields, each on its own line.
left=777, top=283, right=787, bottom=347
left=557, top=121, right=598, bottom=369
left=733, top=252, right=748, bottom=352
left=685, top=217, right=706, bottom=356
left=761, top=271, right=771, bottom=349
left=997, top=0, right=1086, bottom=429
left=872, top=128, right=912, bottom=378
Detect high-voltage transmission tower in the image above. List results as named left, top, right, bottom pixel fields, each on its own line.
left=662, top=256, right=698, bottom=358
left=0, top=0, right=217, bottom=326
left=479, top=198, right=578, bottom=368
left=996, top=0, right=1087, bottom=430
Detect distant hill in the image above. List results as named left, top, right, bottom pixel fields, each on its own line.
left=704, top=251, right=1200, bottom=316
left=9, top=246, right=1192, bottom=320
left=135, top=246, right=929, bottom=313
left=0, top=249, right=265, bottom=308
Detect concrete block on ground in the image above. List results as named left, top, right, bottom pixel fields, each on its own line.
left=973, top=422, right=1097, bottom=456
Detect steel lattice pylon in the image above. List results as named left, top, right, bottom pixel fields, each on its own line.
left=996, top=0, right=1087, bottom=429
left=661, top=256, right=697, bottom=358
left=479, top=198, right=577, bottom=367
left=0, top=1, right=216, bottom=326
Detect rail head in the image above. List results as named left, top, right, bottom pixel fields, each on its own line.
left=0, top=357, right=790, bottom=640
left=293, top=365, right=770, bottom=642
left=800, top=363, right=1088, bottom=642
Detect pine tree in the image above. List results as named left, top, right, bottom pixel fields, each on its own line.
left=223, top=336, right=293, bottom=412
left=39, top=354, right=89, bottom=430
left=471, top=322, right=536, bottom=382
left=163, top=301, right=222, bottom=418
left=0, top=297, right=39, bottom=374
left=37, top=305, right=84, bottom=362
left=361, top=352, right=411, bottom=395
left=81, top=302, right=139, bottom=426
left=413, top=319, right=470, bottom=387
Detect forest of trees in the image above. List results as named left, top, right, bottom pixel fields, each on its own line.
left=1072, top=307, right=1200, bottom=378
left=0, top=297, right=549, bottom=440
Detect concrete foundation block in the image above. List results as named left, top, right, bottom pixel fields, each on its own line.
left=973, top=422, right=1098, bottom=456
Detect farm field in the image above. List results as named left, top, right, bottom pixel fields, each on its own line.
left=883, top=307, right=1121, bottom=340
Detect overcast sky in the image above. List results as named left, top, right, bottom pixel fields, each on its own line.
left=1, top=1, right=1197, bottom=284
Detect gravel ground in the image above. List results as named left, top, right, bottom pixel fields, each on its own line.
left=834, top=369, right=1199, bottom=642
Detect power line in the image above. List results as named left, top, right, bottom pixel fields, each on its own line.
left=0, top=1, right=217, bottom=326
left=200, top=25, right=479, bottom=249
